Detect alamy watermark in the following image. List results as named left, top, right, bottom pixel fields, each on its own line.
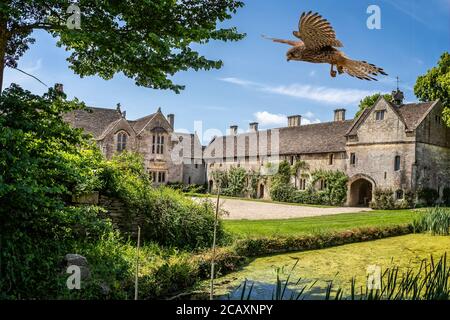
left=367, top=5, right=382, bottom=30
left=367, top=264, right=381, bottom=290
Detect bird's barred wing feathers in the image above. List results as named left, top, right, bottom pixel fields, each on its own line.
left=342, top=59, right=388, bottom=81
left=295, top=11, right=343, bottom=49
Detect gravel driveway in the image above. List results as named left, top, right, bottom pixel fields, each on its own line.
left=193, top=197, right=371, bottom=220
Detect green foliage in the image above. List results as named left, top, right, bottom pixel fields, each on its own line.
left=233, top=225, right=412, bottom=257
left=414, top=52, right=450, bottom=127
left=269, top=160, right=295, bottom=202
left=167, top=182, right=206, bottom=194
left=418, top=187, right=439, bottom=206
left=211, top=168, right=261, bottom=198
left=370, top=188, right=395, bottom=210
left=270, top=182, right=295, bottom=202
left=355, top=93, right=393, bottom=118
left=413, top=207, right=450, bottom=235
left=1, top=0, right=245, bottom=92
left=310, top=170, right=348, bottom=206
left=0, top=85, right=100, bottom=222
left=224, top=167, right=247, bottom=197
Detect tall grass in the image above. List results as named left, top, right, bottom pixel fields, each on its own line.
left=413, top=207, right=450, bottom=235
left=231, top=253, right=450, bottom=300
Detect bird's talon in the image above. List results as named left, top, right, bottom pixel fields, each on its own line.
left=330, top=70, right=337, bottom=77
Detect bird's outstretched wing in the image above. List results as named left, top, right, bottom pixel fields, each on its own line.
left=294, top=11, right=343, bottom=49
left=261, top=35, right=303, bottom=47
left=342, top=59, right=388, bottom=81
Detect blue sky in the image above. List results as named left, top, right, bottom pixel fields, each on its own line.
left=4, top=0, right=450, bottom=143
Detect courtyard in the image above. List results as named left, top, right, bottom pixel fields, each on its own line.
left=195, top=196, right=372, bottom=220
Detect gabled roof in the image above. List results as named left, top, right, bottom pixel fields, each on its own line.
left=397, top=101, right=437, bottom=130
left=129, top=113, right=156, bottom=134
left=346, top=97, right=436, bottom=136
left=63, top=107, right=123, bottom=139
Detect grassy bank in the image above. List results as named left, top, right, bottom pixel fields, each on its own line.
left=224, top=209, right=417, bottom=238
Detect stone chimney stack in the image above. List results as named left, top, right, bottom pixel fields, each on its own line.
left=167, top=114, right=175, bottom=128
left=287, top=115, right=301, bottom=127
left=229, top=125, right=238, bottom=135
left=249, top=122, right=259, bottom=132
left=334, top=109, right=346, bottom=121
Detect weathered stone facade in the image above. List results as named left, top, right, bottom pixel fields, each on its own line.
left=64, top=93, right=450, bottom=207
left=203, top=94, right=450, bottom=206
left=64, top=106, right=205, bottom=185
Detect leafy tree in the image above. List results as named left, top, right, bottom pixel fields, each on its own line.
left=0, top=0, right=245, bottom=92
left=355, top=93, right=393, bottom=118
left=414, top=52, right=450, bottom=127
left=0, top=84, right=102, bottom=224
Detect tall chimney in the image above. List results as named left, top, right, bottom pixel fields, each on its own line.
left=249, top=122, right=259, bottom=132
left=287, top=115, right=301, bottom=127
left=334, top=109, right=346, bottom=121
left=229, top=125, right=238, bottom=135
left=167, top=114, right=175, bottom=128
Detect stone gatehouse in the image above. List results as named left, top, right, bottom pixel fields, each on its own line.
left=65, top=89, right=450, bottom=206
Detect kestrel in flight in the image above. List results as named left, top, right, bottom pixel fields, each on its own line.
left=264, top=11, right=388, bottom=80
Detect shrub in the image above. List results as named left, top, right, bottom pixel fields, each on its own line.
left=167, top=182, right=206, bottom=194
left=101, top=153, right=227, bottom=250
left=418, top=187, right=439, bottom=206
left=223, top=167, right=247, bottom=197
left=270, top=181, right=295, bottom=202
left=412, top=207, right=450, bottom=235
left=370, top=188, right=395, bottom=210
left=233, top=225, right=412, bottom=257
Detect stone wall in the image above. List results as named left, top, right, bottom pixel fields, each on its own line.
left=98, top=195, right=141, bottom=237
left=414, top=143, right=450, bottom=198
left=345, top=143, right=416, bottom=191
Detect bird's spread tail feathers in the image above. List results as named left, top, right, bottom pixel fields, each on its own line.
left=341, top=58, right=387, bottom=81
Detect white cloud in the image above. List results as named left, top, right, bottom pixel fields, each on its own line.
left=220, top=77, right=258, bottom=87
left=263, top=84, right=375, bottom=105
left=219, top=77, right=376, bottom=105
left=305, top=111, right=315, bottom=118
left=253, top=110, right=322, bottom=127
left=254, top=111, right=286, bottom=126
left=302, top=118, right=321, bottom=125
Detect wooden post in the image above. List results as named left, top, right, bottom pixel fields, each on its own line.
left=210, top=187, right=221, bottom=300
left=134, top=226, right=141, bottom=300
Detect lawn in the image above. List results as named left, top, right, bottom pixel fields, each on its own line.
left=210, top=234, right=450, bottom=299
left=224, top=209, right=418, bottom=238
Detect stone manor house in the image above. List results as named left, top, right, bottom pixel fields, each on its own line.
left=65, top=89, right=450, bottom=206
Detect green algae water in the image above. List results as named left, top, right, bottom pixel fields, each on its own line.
left=208, top=234, right=450, bottom=299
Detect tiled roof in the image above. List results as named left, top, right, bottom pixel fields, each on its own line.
left=204, top=120, right=354, bottom=158
left=129, top=113, right=156, bottom=134
left=397, top=102, right=435, bottom=130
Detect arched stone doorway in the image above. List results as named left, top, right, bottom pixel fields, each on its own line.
left=348, top=175, right=375, bottom=207
left=259, top=184, right=265, bottom=199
